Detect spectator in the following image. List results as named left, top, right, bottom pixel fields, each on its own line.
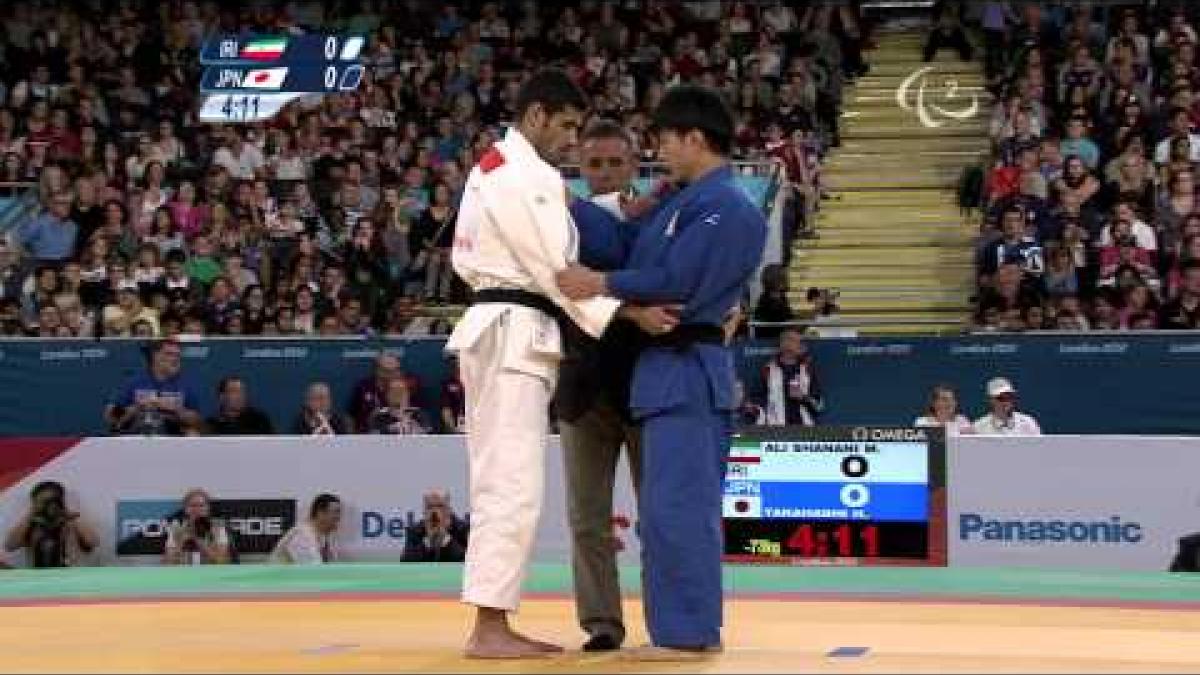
left=206, top=377, right=274, bottom=436
left=439, top=356, right=466, bottom=434
left=1154, top=106, right=1200, bottom=165
left=975, top=263, right=1043, bottom=329
left=761, top=328, right=824, bottom=426
left=293, top=381, right=351, bottom=436
left=1052, top=155, right=1101, bottom=208
left=733, top=378, right=766, bottom=428
left=752, top=264, right=795, bottom=339
left=105, top=339, right=201, bottom=436
left=924, top=1, right=971, bottom=62
left=1099, top=201, right=1158, bottom=253
left=101, top=280, right=160, bottom=337
left=366, top=377, right=431, bottom=435
left=914, top=384, right=974, bottom=435
left=0, top=240, right=22, bottom=302
left=3, top=481, right=96, bottom=568
left=411, top=181, right=457, bottom=303
left=973, top=377, right=1042, bottom=436
left=10, top=190, right=77, bottom=264
left=978, top=205, right=1044, bottom=284
left=271, top=493, right=343, bottom=565
left=162, top=488, right=233, bottom=566
left=1160, top=261, right=1200, bottom=329
left=401, top=490, right=470, bottom=563
left=349, top=351, right=416, bottom=431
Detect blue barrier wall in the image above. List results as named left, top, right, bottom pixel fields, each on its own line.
left=1, top=334, right=1198, bottom=436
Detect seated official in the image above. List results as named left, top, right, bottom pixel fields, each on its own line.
left=271, top=493, right=342, bottom=564
left=104, top=339, right=202, bottom=436
left=206, top=377, right=274, bottom=435
left=401, top=490, right=470, bottom=563
left=292, top=382, right=352, bottom=435
left=366, top=377, right=431, bottom=434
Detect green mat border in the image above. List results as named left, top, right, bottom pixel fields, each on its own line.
left=2, top=564, right=1200, bottom=608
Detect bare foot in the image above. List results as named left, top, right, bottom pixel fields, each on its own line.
left=513, top=631, right=564, bottom=654
left=464, top=628, right=554, bottom=660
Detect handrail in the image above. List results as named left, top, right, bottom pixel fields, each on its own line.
left=559, top=159, right=778, bottom=179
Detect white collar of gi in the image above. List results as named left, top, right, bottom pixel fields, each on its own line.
left=499, top=127, right=562, bottom=184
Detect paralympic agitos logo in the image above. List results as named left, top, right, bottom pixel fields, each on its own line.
left=895, top=66, right=979, bottom=129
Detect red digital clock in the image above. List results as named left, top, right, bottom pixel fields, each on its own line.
left=722, top=425, right=947, bottom=566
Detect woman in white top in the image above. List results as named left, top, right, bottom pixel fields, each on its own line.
left=914, top=384, right=974, bottom=436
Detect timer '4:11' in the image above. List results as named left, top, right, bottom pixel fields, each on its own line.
left=221, top=95, right=260, bottom=121
left=786, top=524, right=880, bottom=557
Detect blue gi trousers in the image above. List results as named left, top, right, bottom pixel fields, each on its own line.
left=635, top=357, right=731, bottom=648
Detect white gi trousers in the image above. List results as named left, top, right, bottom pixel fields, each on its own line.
left=458, top=311, right=557, bottom=612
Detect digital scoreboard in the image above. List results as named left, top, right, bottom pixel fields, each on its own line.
left=723, top=426, right=946, bottom=565
left=197, top=33, right=365, bottom=124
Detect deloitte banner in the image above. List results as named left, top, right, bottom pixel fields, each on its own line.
left=0, top=436, right=638, bottom=567
left=948, top=435, right=1200, bottom=571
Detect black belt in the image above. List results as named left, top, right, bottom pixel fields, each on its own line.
left=472, top=288, right=565, bottom=322
left=645, top=323, right=725, bottom=351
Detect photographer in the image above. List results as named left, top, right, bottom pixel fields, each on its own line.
left=3, top=481, right=96, bottom=568
left=400, top=490, right=470, bottom=563
left=162, top=488, right=232, bottom=566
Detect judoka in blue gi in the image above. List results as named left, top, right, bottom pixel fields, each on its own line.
left=558, top=85, right=768, bottom=660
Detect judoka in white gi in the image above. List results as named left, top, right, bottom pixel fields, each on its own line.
left=446, top=68, right=679, bottom=659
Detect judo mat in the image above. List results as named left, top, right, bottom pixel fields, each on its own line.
left=3, top=563, right=1200, bottom=673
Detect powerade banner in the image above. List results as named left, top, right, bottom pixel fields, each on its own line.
left=116, top=498, right=296, bottom=556
left=948, top=435, right=1200, bottom=570
left=0, top=435, right=640, bottom=566
left=6, top=334, right=1200, bottom=435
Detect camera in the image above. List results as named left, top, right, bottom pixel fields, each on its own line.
left=192, top=516, right=213, bottom=540
left=33, top=495, right=68, bottom=530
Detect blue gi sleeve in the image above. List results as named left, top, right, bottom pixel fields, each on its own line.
left=606, top=198, right=766, bottom=310
left=570, top=198, right=628, bottom=270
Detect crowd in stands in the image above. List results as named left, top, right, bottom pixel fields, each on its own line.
left=976, top=1, right=1200, bottom=331
left=0, top=0, right=859, bottom=340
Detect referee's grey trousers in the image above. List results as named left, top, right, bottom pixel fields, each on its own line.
left=559, top=398, right=642, bottom=644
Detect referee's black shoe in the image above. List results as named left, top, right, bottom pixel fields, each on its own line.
left=582, top=634, right=621, bottom=652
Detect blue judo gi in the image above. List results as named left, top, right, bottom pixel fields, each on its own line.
left=576, top=165, right=767, bottom=647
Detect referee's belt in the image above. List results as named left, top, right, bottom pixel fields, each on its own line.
left=645, top=323, right=726, bottom=351
left=471, top=288, right=565, bottom=321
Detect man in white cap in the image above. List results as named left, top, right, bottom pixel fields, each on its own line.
left=974, top=377, right=1042, bottom=435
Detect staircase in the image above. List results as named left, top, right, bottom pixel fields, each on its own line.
left=789, top=28, right=988, bottom=335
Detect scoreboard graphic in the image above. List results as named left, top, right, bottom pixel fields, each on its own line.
left=723, top=426, right=947, bottom=565
left=197, top=34, right=365, bottom=124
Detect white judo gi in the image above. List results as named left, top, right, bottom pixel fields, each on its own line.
left=446, top=128, right=620, bottom=612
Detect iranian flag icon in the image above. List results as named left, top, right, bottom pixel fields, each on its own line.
left=241, top=37, right=288, bottom=61
left=242, top=68, right=289, bottom=90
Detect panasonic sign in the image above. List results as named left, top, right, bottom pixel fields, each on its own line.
left=959, top=514, right=1144, bottom=544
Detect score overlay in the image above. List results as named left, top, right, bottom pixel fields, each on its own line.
left=197, top=34, right=365, bottom=124
left=723, top=426, right=947, bottom=565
